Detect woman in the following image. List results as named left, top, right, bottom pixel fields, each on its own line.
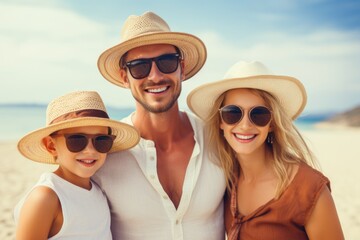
left=187, top=61, right=344, bottom=239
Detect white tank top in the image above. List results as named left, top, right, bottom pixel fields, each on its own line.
left=14, top=172, right=112, bottom=240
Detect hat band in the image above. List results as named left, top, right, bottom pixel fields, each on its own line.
left=50, top=109, right=109, bottom=125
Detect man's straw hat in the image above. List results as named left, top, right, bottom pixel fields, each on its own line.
left=18, top=91, right=140, bottom=164
left=98, top=11, right=207, bottom=88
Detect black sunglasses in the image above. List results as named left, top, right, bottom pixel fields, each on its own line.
left=52, top=133, right=116, bottom=153
left=124, top=53, right=181, bottom=79
left=219, top=105, right=272, bottom=127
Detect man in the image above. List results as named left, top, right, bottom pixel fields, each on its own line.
left=94, top=11, right=226, bottom=240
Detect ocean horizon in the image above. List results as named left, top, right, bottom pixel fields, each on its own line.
left=0, top=105, right=134, bottom=141
left=0, top=104, right=334, bottom=141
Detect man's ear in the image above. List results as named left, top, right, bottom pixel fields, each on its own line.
left=180, top=60, right=186, bottom=81
left=42, top=136, right=58, bottom=157
left=120, top=68, right=130, bottom=88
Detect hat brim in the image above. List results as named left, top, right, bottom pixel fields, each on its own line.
left=97, top=32, right=207, bottom=88
left=187, top=75, right=307, bottom=121
left=17, top=117, right=140, bottom=164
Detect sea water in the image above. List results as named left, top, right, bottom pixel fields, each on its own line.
left=0, top=105, right=134, bottom=141
left=0, top=105, right=318, bottom=141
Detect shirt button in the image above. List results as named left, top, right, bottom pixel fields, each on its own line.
left=175, top=219, right=179, bottom=224
left=150, top=156, right=155, bottom=161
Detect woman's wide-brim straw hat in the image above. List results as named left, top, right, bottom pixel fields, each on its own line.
left=187, top=61, right=307, bottom=121
left=97, top=11, right=207, bottom=88
left=18, top=91, right=140, bottom=164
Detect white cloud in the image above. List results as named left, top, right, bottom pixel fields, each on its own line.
left=181, top=28, right=360, bottom=112
left=0, top=1, right=128, bottom=106
left=1, top=1, right=359, bottom=114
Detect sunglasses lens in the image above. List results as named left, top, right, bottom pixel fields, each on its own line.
left=221, top=105, right=243, bottom=125
left=65, top=134, right=88, bottom=152
left=220, top=105, right=272, bottom=126
left=250, top=106, right=272, bottom=126
left=93, top=135, right=115, bottom=153
left=156, top=54, right=179, bottom=73
left=126, top=53, right=179, bottom=79
left=63, top=134, right=115, bottom=153
left=127, top=59, right=151, bottom=79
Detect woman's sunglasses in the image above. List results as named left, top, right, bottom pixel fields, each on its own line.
left=124, top=53, right=181, bottom=79
left=51, top=133, right=116, bottom=153
left=219, top=105, right=272, bottom=127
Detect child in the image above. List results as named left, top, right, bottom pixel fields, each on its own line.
left=187, top=61, right=344, bottom=239
left=14, top=91, right=139, bottom=240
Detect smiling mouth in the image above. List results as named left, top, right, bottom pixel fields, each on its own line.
left=234, top=134, right=256, bottom=140
left=77, top=159, right=96, bottom=167
left=146, top=86, right=169, bottom=94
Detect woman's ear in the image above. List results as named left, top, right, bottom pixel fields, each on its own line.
left=42, top=136, right=57, bottom=157
left=220, top=121, right=225, bottom=131
left=269, top=123, right=274, bottom=132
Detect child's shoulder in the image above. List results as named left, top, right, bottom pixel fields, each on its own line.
left=25, top=185, right=59, bottom=208
left=18, top=184, right=60, bottom=227
left=21, top=172, right=60, bottom=212
left=15, top=184, right=61, bottom=239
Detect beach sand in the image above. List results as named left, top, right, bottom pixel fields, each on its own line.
left=0, top=141, right=56, bottom=239
left=1, top=128, right=359, bottom=239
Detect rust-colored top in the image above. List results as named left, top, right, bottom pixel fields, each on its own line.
left=226, top=163, right=330, bottom=240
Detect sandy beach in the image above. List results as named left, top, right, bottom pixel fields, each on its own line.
left=1, top=128, right=359, bottom=239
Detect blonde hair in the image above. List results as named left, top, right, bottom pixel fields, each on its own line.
left=206, top=88, right=318, bottom=198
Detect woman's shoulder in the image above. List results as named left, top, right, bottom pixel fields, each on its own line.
left=278, top=163, right=331, bottom=225
left=297, top=163, right=330, bottom=186
left=287, top=162, right=331, bottom=199
left=281, top=162, right=330, bottom=201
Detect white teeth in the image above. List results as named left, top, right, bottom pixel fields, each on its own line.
left=80, top=159, right=95, bottom=164
left=147, top=87, right=167, bottom=93
left=234, top=134, right=255, bottom=140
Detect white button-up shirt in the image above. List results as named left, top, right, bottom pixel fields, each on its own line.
left=93, top=111, right=226, bottom=240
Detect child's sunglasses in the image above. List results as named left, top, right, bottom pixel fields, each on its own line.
left=51, top=133, right=116, bottom=153
left=219, top=105, right=272, bottom=127
left=125, top=53, right=181, bottom=79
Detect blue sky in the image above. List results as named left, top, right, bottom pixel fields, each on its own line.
left=1, top=0, right=360, bottom=114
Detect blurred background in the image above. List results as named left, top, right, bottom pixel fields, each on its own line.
left=0, top=1, right=360, bottom=239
